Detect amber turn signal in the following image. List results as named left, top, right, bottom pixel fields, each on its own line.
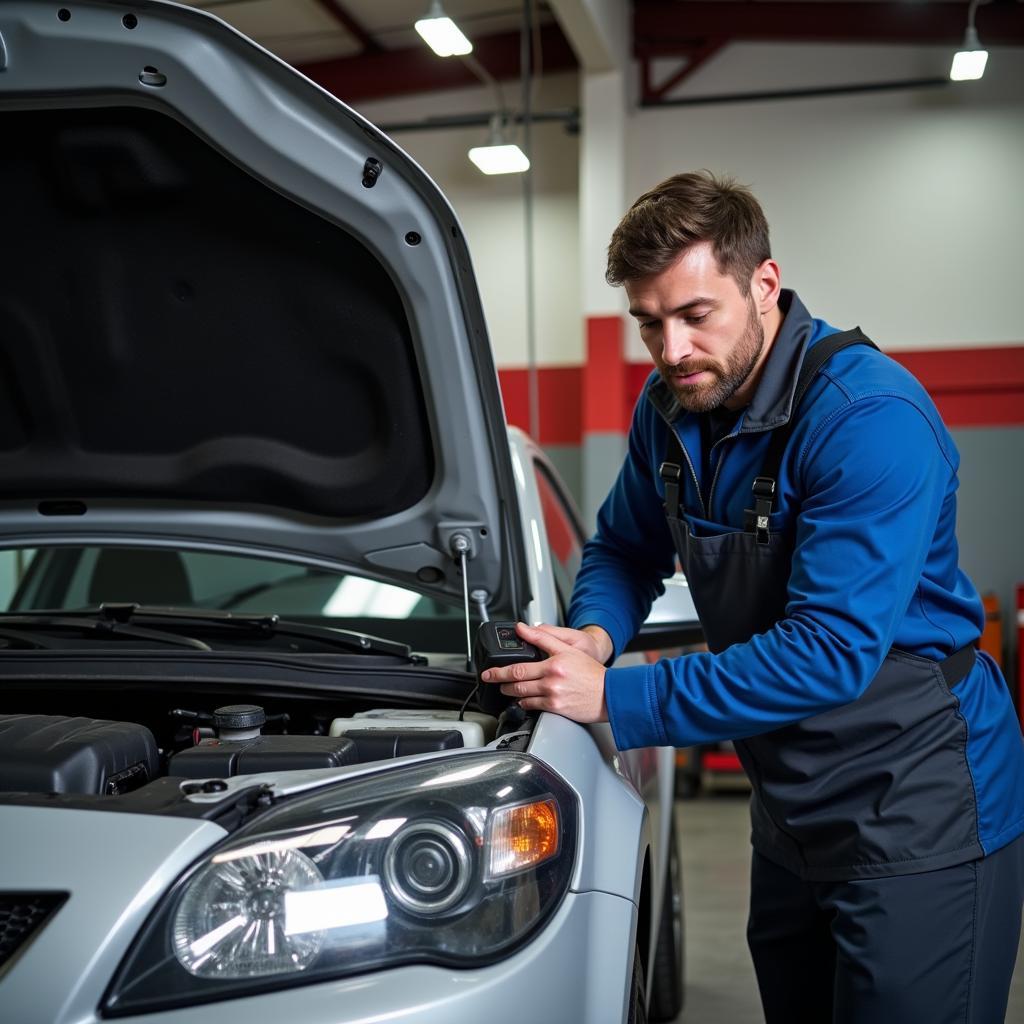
left=487, top=798, right=560, bottom=878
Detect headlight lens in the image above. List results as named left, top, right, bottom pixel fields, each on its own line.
left=172, top=847, right=327, bottom=978
left=104, top=752, right=578, bottom=1015
left=383, top=819, right=473, bottom=915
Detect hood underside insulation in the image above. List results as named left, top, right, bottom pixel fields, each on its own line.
left=1, top=106, right=434, bottom=520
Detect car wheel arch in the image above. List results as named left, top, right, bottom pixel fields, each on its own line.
left=636, top=848, right=652, bottom=991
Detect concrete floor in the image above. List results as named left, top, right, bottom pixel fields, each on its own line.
left=671, top=793, right=1024, bottom=1023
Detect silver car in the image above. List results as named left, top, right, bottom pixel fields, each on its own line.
left=0, top=3, right=694, bottom=1021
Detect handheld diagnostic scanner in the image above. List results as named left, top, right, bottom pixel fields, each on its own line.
left=473, top=621, right=543, bottom=716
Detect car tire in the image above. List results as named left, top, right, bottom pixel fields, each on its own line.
left=627, top=941, right=648, bottom=1024
left=648, top=818, right=685, bottom=1021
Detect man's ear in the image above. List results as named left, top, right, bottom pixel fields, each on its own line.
left=751, top=259, right=782, bottom=314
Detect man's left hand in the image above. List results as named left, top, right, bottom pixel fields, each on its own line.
left=480, top=622, right=608, bottom=723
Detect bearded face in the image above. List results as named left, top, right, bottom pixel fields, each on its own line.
left=657, top=296, right=764, bottom=412
left=626, top=242, right=777, bottom=415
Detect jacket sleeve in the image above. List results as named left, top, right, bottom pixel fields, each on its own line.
left=566, top=398, right=677, bottom=657
left=603, top=394, right=955, bottom=750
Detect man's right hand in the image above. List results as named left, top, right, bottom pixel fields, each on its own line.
left=528, top=623, right=614, bottom=665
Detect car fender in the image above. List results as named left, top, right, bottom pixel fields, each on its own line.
left=529, top=712, right=651, bottom=905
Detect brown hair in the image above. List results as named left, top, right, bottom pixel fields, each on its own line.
left=606, top=171, right=771, bottom=294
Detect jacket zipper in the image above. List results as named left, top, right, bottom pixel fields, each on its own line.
left=706, top=429, right=742, bottom=521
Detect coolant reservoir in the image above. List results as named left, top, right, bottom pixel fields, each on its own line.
left=329, top=708, right=497, bottom=748
left=213, top=704, right=266, bottom=741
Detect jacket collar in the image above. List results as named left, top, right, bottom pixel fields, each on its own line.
left=645, top=289, right=817, bottom=435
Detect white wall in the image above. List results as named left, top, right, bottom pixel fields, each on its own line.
left=353, top=42, right=1023, bottom=368
left=354, top=74, right=583, bottom=367
left=625, top=42, right=1024, bottom=360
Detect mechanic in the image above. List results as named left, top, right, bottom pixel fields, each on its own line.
left=481, top=171, right=1024, bottom=1022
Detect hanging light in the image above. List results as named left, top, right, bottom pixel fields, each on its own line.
left=468, top=115, right=530, bottom=175
left=415, top=1, right=473, bottom=58
left=950, top=0, right=988, bottom=81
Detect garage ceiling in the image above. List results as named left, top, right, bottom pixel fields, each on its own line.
left=182, top=0, right=1024, bottom=104
left=186, top=0, right=541, bottom=66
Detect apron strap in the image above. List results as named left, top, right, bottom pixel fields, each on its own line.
left=746, top=327, right=879, bottom=544
left=660, top=434, right=684, bottom=519
left=939, top=644, right=976, bottom=688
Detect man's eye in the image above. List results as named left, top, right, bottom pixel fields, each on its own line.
left=685, top=314, right=709, bottom=325
left=639, top=320, right=659, bottom=331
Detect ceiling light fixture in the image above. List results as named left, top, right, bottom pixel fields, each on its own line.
left=950, top=0, right=988, bottom=82
left=468, top=115, right=530, bottom=175
left=415, top=1, right=472, bottom=58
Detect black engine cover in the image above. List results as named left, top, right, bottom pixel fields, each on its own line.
left=0, top=715, right=160, bottom=796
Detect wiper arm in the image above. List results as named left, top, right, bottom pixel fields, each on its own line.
left=0, top=605, right=419, bottom=660
left=0, top=608, right=212, bottom=651
left=0, top=627, right=56, bottom=650
left=108, top=605, right=419, bottom=660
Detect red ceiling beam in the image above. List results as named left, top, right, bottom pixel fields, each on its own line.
left=298, top=23, right=578, bottom=104
left=642, top=36, right=727, bottom=102
left=634, top=1, right=1024, bottom=55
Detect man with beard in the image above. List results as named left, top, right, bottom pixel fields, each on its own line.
left=480, top=171, right=1024, bottom=1022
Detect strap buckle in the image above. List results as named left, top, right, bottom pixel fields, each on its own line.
left=659, top=461, right=682, bottom=519
left=746, top=476, right=775, bottom=545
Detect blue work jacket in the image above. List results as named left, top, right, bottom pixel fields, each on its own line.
left=568, top=290, right=1024, bottom=863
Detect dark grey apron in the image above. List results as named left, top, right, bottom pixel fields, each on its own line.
left=660, top=331, right=982, bottom=880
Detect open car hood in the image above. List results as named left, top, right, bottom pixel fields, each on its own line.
left=0, top=0, right=529, bottom=618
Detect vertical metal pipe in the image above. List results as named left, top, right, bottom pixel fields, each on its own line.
left=521, top=0, right=539, bottom=442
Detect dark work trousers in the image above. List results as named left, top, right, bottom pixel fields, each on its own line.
left=747, top=833, right=1024, bottom=1023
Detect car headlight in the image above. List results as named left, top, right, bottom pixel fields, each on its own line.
left=103, top=752, right=578, bottom=1015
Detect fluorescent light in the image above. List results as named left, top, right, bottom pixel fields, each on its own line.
left=469, top=114, right=530, bottom=176
left=950, top=48, right=988, bottom=82
left=950, top=17, right=988, bottom=82
left=469, top=143, right=530, bottom=175
left=415, top=2, right=472, bottom=57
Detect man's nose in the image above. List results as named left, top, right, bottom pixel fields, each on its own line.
left=662, top=322, right=695, bottom=366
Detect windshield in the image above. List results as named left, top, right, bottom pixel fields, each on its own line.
left=0, top=546, right=474, bottom=654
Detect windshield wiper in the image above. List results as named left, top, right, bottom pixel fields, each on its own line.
left=0, top=605, right=419, bottom=661
left=131, top=606, right=419, bottom=660
left=0, top=608, right=211, bottom=651
left=0, top=627, right=58, bottom=650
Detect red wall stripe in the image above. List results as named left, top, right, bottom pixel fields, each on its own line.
left=496, top=344, right=1024, bottom=444
left=888, top=347, right=1024, bottom=428
left=498, top=365, right=582, bottom=445
left=628, top=362, right=654, bottom=407
left=583, top=316, right=629, bottom=434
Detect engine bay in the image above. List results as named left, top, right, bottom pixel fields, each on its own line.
left=0, top=688, right=501, bottom=798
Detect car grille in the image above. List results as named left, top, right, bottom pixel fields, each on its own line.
left=0, top=893, right=68, bottom=972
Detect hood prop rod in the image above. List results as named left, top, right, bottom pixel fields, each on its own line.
left=450, top=533, right=474, bottom=673
left=451, top=536, right=490, bottom=720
